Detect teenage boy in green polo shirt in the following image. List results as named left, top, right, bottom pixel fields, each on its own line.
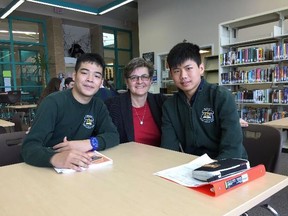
left=161, top=42, right=247, bottom=159
left=22, top=53, right=119, bottom=171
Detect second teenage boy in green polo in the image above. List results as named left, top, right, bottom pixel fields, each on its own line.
left=161, top=42, right=247, bottom=160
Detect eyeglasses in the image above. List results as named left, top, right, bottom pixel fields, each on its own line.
left=128, top=74, right=151, bottom=82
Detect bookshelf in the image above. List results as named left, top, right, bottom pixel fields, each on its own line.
left=204, top=55, right=218, bottom=84
left=219, top=7, right=288, bottom=124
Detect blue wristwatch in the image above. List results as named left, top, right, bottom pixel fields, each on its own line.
left=90, top=137, right=98, bottom=151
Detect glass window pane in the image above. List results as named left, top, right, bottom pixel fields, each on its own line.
left=11, top=43, right=36, bottom=62
left=0, top=20, right=9, bottom=41
left=103, top=29, right=114, bottom=48
left=116, top=66, right=125, bottom=89
left=0, top=17, right=46, bottom=97
left=18, top=49, right=40, bottom=87
left=12, top=20, right=41, bottom=43
left=12, top=44, right=45, bottom=64
left=0, top=44, right=11, bottom=62
left=15, top=64, right=43, bottom=100
left=19, top=50, right=38, bottom=62
left=17, top=46, right=46, bottom=87
left=118, top=51, right=131, bottom=66
left=104, top=49, right=115, bottom=65
left=104, top=66, right=115, bottom=80
left=117, top=31, right=130, bottom=49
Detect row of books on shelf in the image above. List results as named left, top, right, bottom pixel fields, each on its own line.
left=220, top=48, right=271, bottom=65
left=273, top=43, right=288, bottom=61
left=240, top=108, right=288, bottom=123
left=220, top=43, right=288, bottom=66
left=221, top=66, right=288, bottom=84
left=233, top=88, right=288, bottom=104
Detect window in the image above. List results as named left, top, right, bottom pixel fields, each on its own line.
left=0, top=17, right=48, bottom=101
left=103, top=27, right=132, bottom=89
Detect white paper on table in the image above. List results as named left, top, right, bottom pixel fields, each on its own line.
left=154, top=154, right=215, bottom=187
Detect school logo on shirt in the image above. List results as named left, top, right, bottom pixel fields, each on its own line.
left=83, top=115, right=95, bottom=129
left=200, top=108, right=214, bottom=123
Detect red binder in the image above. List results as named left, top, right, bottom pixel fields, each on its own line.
left=192, top=164, right=266, bottom=197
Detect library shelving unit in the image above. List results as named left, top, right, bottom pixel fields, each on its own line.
left=204, top=55, right=219, bottom=84
left=219, top=7, right=288, bottom=124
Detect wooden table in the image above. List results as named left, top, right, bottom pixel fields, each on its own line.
left=6, top=104, right=37, bottom=126
left=5, top=104, right=37, bottom=109
left=0, top=143, right=288, bottom=216
left=0, top=119, right=15, bottom=132
left=264, top=118, right=288, bottom=150
left=0, top=119, right=15, bottom=127
left=263, top=117, right=288, bottom=129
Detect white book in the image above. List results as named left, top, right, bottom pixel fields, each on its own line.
left=54, top=151, right=113, bottom=174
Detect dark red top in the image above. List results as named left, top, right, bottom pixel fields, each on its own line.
left=133, top=102, right=161, bottom=146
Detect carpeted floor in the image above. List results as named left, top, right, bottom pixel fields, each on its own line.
left=246, top=152, right=288, bottom=216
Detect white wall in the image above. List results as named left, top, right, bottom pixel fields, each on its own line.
left=138, top=0, right=288, bottom=56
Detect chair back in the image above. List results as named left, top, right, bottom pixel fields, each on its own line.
left=0, top=93, right=10, bottom=104
left=11, top=112, right=25, bottom=131
left=242, top=124, right=282, bottom=173
left=0, top=131, right=26, bottom=166
left=0, top=126, right=7, bottom=134
left=7, top=90, right=21, bottom=104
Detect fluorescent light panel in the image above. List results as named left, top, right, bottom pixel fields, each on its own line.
left=99, top=0, right=134, bottom=15
left=200, top=50, right=211, bottom=54
left=0, top=0, right=25, bottom=19
left=1, top=0, right=134, bottom=18
left=0, top=30, right=38, bottom=35
left=26, top=0, right=98, bottom=15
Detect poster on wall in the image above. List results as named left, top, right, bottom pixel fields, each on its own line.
left=62, top=24, right=91, bottom=58
left=142, top=52, right=154, bottom=65
left=152, top=69, right=157, bottom=83
left=3, top=70, right=11, bottom=92
left=142, top=52, right=157, bottom=82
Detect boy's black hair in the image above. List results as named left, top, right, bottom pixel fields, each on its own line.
left=75, top=53, right=106, bottom=76
left=167, top=42, right=201, bottom=69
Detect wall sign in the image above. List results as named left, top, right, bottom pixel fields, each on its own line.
left=142, top=52, right=154, bottom=65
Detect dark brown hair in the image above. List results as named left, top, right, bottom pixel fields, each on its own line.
left=38, top=77, right=61, bottom=105
left=124, top=57, right=154, bottom=79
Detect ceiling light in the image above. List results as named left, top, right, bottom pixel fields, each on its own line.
left=0, top=30, right=38, bottom=35
left=26, top=0, right=98, bottom=15
left=99, top=0, right=134, bottom=15
left=200, top=50, right=211, bottom=54
left=0, top=0, right=25, bottom=19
